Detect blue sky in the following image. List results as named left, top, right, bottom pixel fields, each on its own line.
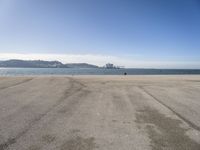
left=0, top=0, right=200, bottom=68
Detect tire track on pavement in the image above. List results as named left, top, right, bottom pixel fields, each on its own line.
left=0, top=78, right=34, bottom=91
left=0, top=77, right=86, bottom=150
left=139, top=86, right=200, bottom=132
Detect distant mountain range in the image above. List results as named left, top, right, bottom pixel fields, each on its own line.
left=0, top=59, right=99, bottom=68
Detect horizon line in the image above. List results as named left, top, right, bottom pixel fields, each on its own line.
left=0, top=53, right=200, bottom=69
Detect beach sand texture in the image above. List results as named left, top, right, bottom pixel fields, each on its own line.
left=0, top=75, right=200, bottom=150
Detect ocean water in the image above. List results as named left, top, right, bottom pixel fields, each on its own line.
left=0, top=68, right=200, bottom=76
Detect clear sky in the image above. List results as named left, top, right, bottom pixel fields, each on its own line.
left=0, top=0, right=200, bottom=68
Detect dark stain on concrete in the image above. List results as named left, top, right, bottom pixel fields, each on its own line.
left=42, top=134, right=56, bottom=143
left=140, top=86, right=200, bottom=131
left=112, top=94, right=128, bottom=112
left=186, top=80, right=200, bottom=83
left=0, top=138, right=16, bottom=150
left=112, top=119, right=117, bottom=123
left=61, top=136, right=96, bottom=150
left=70, top=129, right=81, bottom=134
left=57, top=89, right=90, bottom=114
left=28, top=145, right=41, bottom=150
left=136, top=107, right=200, bottom=150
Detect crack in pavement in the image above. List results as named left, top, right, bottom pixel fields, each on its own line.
left=139, top=86, right=200, bottom=132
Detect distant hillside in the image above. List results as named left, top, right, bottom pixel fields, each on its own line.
left=0, top=60, right=63, bottom=68
left=64, top=63, right=98, bottom=68
left=0, top=60, right=99, bottom=68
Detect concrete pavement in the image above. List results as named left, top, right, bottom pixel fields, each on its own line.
left=0, top=76, right=200, bottom=150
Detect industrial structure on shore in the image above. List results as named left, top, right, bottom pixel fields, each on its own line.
left=104, top=63, right=124, bottom=69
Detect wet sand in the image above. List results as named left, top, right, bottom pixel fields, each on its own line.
left=0, top=75, right=200, bottom=150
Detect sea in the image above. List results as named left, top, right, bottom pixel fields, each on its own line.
left=0, top=68, right=200, bottom=76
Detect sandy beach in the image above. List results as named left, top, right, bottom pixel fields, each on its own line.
left=0, top=75, right=200, bottom=150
